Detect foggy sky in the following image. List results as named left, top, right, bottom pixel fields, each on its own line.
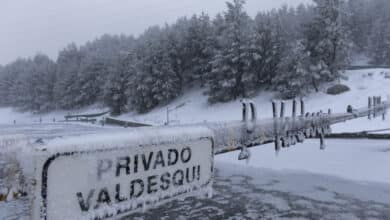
left=0, top=0, right=311, bottom=65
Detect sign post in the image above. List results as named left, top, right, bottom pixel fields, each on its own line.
left=31, top=130, right=214, bottom=220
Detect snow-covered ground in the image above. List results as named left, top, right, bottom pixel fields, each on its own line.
left=119, top=68, right=390, bottom=133
left=1, top=68, right=390, bottom=219
left=217, top=139, right=390, bottom=184
left=0, top=104, right=108, bottom=125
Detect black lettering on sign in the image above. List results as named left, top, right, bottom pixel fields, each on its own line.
left=97, top=159, right=113, bottom=180
left=153, top=150, right=165, bottom=169
left=130, top=179, right=144, bottom=199
left=142, top=152, right=154, bottom=171
left=116, top=157, right=130, bottom=177
left=186, top=166, right=196, bottom=183
left=134, top=154, right=139, bottom=173
left=160, top=172, right=171, bottom=191
left=95, top=187, right=111, bottom=209
left=76, top=189, right=95, bottom=212
left=115, top=184, right=127, bottom=202
left=168, top=149, right=178, bottom=166
left=181, top=147, right=191, bottom=163
left=173, top=169, right=184, bottom=186
left=147, top=175, right=158, bottom=194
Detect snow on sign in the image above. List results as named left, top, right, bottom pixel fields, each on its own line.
left=31, top=128, right=214, bottom=220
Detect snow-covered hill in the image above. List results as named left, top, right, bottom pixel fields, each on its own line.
left=118, top=68, right=390, bottom=133
left=2, top=68, right=390, bottom=131
left=120, top=68, right=390, bottom=185
left=1, top=68, right=390, bottom=219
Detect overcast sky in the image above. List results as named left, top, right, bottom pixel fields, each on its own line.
left=0, top=0, right=311, bottom=65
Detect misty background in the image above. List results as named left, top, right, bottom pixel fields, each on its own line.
left=1, top=0, right=389, bottom=115
left=1, top=0, right=310, bottom=65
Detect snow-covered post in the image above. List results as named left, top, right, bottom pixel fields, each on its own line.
left=280, top=102, right=285, bottom=118
left=272, top=101, right=281, bottom=153
left=320, top=132, right=325, bottom=150
left=272, top=101, right=277, bottom=119
left=166, top=107, right=170, bottom=125
left=292, top=100, right=297, bottom=118
left=385, top=96, right=390, bottom=120
left=250, top=102, right=257, bottom=121
left=368, top=97, right=372, bottom=120
left=239, top=101, right=253, bottom=160
left=242, top=102, right=248, bottom=122
left=374, top=96, right=379, bottom=118
left=300, top=99, right=305, bottom=117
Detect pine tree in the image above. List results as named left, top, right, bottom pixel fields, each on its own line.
left=130, top=27, right=181, bottom=113
left=186, top=13, right=215, bottom=87
left=367, top=9, right=390, bottom=65
left=272, top=41, right=312, bottom=99
left=303, top=0, right=351, bottom=90
left=207, top=0, right=255, bottom=103
left=251, top=13, right=286, bottom=88
left=73, top=56, right=106, bottom=108
left=103, top=52, right=136, bottom=115
left=54, top=43, right=83, bottom=110
left=29, top=54, right=56, bottom=112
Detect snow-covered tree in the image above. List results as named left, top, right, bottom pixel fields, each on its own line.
left=185, top=13, right=215, bottom=87
left=54, top=43, right=83, bottom=110
left=368, top=18, right=390, bottom=65
left=130, top=27, right=181, bottom=113
left=103, top=52, right=136, bottom=115
left=303, top=0, right=351, bottom=90
left=207, top=0, right=255, bottom=103
left=73, top=56, right=106, bottom=108
left=346, top=0, right=372, bottom=52
left=28, top=54, right=56, bottom=112
left=250, top=12, right=286, bottom=88
left=272, top=41, right=312, bottom=99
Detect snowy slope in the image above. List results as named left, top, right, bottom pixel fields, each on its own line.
left=119, top=68, right=390, bottom=133
left=1, top=68, right=390, bottom=219
left=1, top=68, right=390, bottom=185
left=0, top=105, right=108, bottom=125
left=2, top=68, right=389, bottom=130
left=117, top=68, right=390, bottom=185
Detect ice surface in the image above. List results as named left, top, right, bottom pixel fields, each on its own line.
left=216, top=139, right=390, bottom=184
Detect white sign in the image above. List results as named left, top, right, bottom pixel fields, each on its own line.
left=32, top=136, right=214, bottom=220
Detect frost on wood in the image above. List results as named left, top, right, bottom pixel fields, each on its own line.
left=30, top=126, right=214, bottom=220
left=0, top=135, right=31, bottom=202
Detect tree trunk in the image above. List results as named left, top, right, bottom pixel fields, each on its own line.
left=312, top=78, right=319, bottom=92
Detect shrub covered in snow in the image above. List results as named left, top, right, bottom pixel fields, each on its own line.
left=326, top=84, right=350, bottom=95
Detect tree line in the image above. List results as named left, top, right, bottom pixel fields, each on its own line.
left=0, top=0, right=389, bottom=115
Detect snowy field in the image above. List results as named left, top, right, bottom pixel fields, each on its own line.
left=1, top=68, right=390, bottom=219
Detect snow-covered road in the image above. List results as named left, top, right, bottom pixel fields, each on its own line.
left=1, top=68, right=390, bottom=218
left=217, top=139, right=390, bottom=185
left=2, top=160, right=390, bottom=220
left=122, top=162, right=390, bottom=220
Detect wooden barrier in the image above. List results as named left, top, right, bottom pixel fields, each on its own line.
left=104, top=117, right=152, bottom=128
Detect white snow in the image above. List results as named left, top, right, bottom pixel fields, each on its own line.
left=114, top=68, right=390, bottom=185
left=216, top=139, right=390, bottom=184
left=1, top=68, right=390, bottom=218
left=0, top=105, right=108, bottom=125
left=119, top=68, right=390, bottom=134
